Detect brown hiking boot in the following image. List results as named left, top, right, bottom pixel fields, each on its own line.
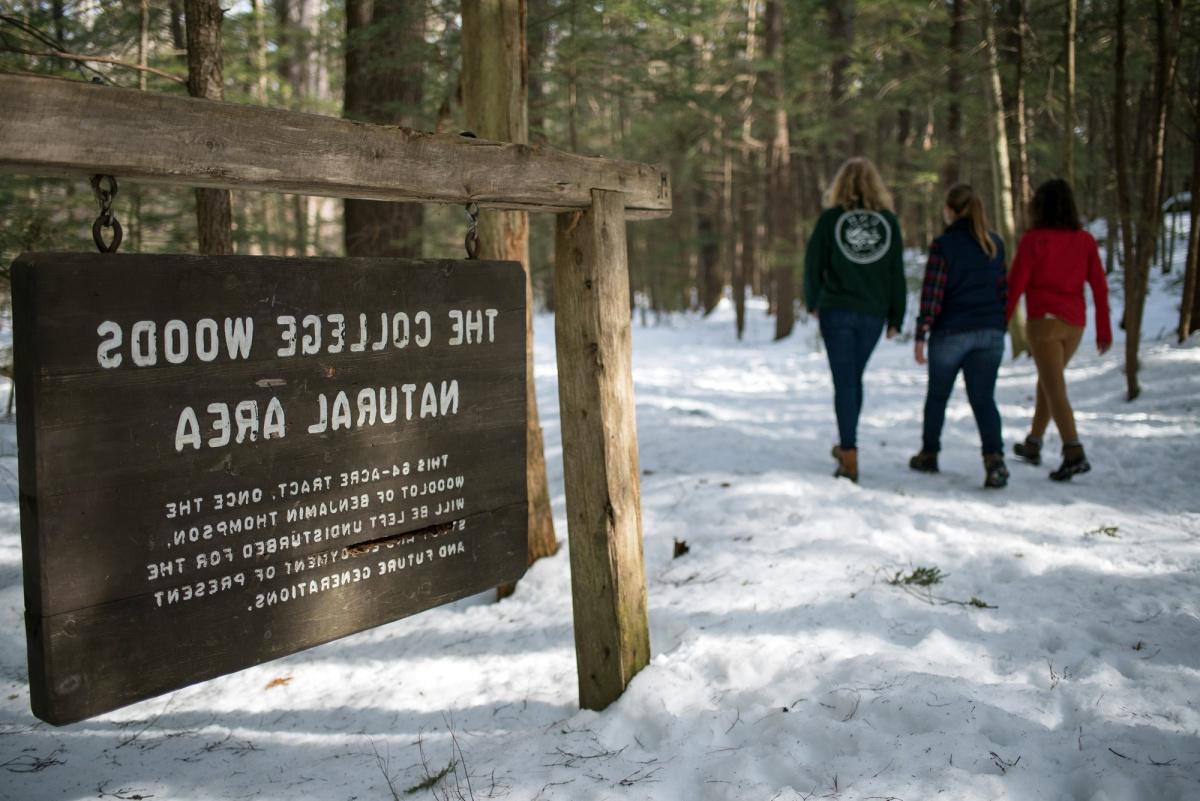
left=831, top=445, right=858, bottom=483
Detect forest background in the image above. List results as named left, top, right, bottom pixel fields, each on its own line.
left=1, top=0, right=1198, bottom=390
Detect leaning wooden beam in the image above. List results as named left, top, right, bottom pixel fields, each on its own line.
left=554, top=189, right=651, bottom=710
left=0, top=73, right=671, bottom=219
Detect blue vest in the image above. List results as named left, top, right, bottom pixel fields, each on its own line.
left=931, top=219, right=1007, bottom=335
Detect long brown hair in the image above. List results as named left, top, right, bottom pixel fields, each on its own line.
left=824, top=157, right=894, bottom=212
left=945, top=184, right=998, bottom=259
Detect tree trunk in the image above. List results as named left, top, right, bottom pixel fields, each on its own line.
left=941, top=0, right=964, bottom=190
left=250, top=0, right=275, bottom=255
left=734, top=158, right=750, bottom=339
left=1064, top=0, right=1077, bottom=185
left=1178, top=78, right=1200, bottom=341
left=527, top=0, right=549, bottom=145
left=184, top=0, right=233, bottom=255
left=170, top=0, right=187, bottom=54
left=137, top=0, right=150, bottom=92
left=764, top=0, right=795, bottom=340
left=720, top=148, right=736, bottom=317
left=734, top=0, right=758, bottom=339
left=131, top=0, right=150, bottom=253
left=981, top=0, right=1028, bottom=357
left=697, top=185, right=721, bottom=315
left=1113, top=0, right=1136, bottom=284
left=343, top=0, right=425, bottom=259
left=827, top=0, right=859, bottom=153
left=462, top=0, right=560, bottom=593
left=1124, top=0, right=1183, bottom=400
left=567, top=0, right=579, bottom=152
left=1001, top=0, right=1033, bottom=231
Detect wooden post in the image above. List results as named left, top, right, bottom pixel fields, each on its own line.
left=463, top=0, right=561, bottom=593
left=555, top=189, right=650, bottom=710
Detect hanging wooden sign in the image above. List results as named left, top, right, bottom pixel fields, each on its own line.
left=13, top=253, right=528, bottom=725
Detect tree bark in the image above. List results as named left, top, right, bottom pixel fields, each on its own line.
left=184, top=0, right=233, bottom=256
left=343, top=0, right=425, bottom=259
left=764, top=0, right=796, bottom=339
left=1178, top=77, right=1200, bottom=341
left=981, top=0, right=1028, bottom=357
left=1124, top=0, right=1183, bottom=400
left=462, top=0, right=559, bottom=592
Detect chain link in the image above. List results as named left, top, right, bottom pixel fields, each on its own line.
left=90, top=174, right=123, bottom=253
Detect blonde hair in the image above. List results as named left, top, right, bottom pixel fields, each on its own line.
left=823, top=157, right=894, bottom=212
left=945, top=183, right=998, bottom=259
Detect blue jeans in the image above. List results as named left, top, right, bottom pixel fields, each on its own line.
left=922, top=328, right=1005, bottom=455
left=820, top=308, right=885, bottom=450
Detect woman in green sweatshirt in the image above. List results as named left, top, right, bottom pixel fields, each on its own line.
left=804, top=157, right=907, bottom=482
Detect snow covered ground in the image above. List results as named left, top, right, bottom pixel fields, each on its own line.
left=1, top=252, right=1198, bottom=801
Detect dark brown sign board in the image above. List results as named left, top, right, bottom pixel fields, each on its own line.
left=13, top=253, right=528, bottom=725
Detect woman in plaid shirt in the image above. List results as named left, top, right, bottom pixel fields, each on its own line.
left=910, top=184, right=1010, bottom=488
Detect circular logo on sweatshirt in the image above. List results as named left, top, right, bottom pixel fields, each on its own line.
left=834, top=210, right=892, bottom=264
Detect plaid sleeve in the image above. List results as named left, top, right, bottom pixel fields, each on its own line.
left=995, top=236, right=1008, bottom=309
left=916, top=240, right=947, bottom=342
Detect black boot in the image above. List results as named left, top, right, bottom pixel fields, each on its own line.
left=1013, top=435, right=1042, bottom=465
left=983, top=453, right=1009, bottom=489
left=909, top=451, right=939, bottom=473
left=1049, top=442, right=1090, bottom=481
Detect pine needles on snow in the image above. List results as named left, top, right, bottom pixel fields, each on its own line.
left=887, top=566, right=946, bottom=587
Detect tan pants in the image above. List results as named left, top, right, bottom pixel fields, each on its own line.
left=1026, top=317, right=1084, bottom=444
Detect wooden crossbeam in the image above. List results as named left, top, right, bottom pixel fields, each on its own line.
left=0, top=73, right=671, bottom=219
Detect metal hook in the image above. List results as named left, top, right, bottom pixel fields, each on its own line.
left=458, top=131, right=480, bottom=259
left=464, top=202, right=480, bottom=260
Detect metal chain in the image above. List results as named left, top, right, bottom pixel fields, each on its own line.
left=89, top=174, right=123, bottom=253
left=464, top=202, right=480, bottom=260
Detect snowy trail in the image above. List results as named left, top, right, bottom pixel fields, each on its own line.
left=1, top=276, right=1198, bottom=801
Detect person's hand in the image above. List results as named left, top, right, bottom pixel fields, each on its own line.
left=1098, top=341, right=1112, bottom=355
left=886, top=326, right=898, bottom=340
left=914, top=339, right=927, bottom=365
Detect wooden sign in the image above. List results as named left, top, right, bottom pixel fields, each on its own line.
left=13, top=253, right=528, bottom=725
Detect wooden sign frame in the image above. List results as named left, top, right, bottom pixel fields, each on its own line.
left=2, top=73, right=663, bottom=718
left=14, top=253, right=528, bottom=725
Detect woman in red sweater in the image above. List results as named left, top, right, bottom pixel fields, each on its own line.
left=1006, top=179, right=1112, bottom=480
